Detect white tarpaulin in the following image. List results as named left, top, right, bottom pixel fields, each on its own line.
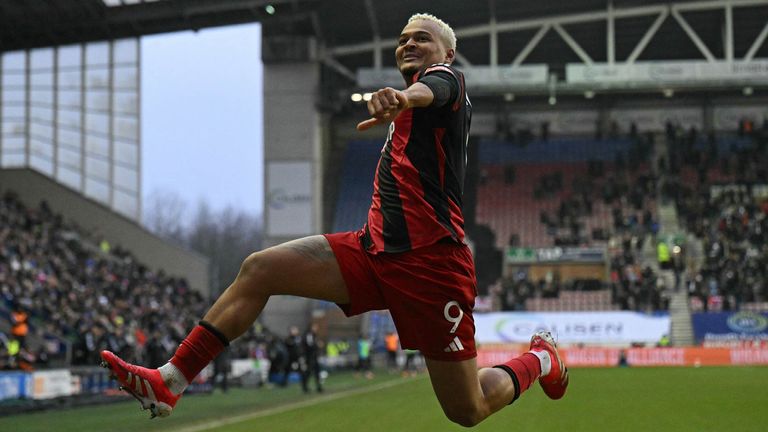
left=474, top=311, right=670, bottom=345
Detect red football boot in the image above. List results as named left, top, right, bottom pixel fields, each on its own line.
left=100, top=350, right=180, bottom=418
left=530, top=331, right=569, bottom=399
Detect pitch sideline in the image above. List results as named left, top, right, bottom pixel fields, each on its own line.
left=171, top=376, right=420, bottom=432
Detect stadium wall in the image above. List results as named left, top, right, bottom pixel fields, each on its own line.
left=0, top=168, right=210, bottom=295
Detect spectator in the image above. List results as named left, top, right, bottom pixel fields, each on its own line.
left=302, top=323, right=324, bottom=393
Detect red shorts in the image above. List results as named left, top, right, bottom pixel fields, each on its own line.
left=325, top=230, right=477, bottom=361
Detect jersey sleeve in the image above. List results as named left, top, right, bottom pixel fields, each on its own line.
left=418, top=64, right=461, bottom=109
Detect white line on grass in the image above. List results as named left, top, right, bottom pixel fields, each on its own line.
left=172, top=377, right=419, bottom=432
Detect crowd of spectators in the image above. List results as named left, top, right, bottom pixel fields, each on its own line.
left=535, top=126, right=658, bottom=247
left=494, top=117, right=768, bottom=314
left=0, top=191, right=332, bottom=376
left=0, top=191, right=211, bottom=370
left=660, top=119, right=768, bottom=312
left=497, top=270, right=562, bottom=311
left=608, top=234, right=670, bottom=312
left=497, top=257, right=669, bottom=313
left=0, top=188, right=343, bottom=385
left=683, top=190, right=768, bottom=311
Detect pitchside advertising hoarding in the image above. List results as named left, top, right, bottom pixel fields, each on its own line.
left=474, top=311, right=768, bottom=367
left=474, top=311, right=670, bottom=345
left=0, top=371, right=31, bottom=400
left=477, top=346, right=768, bottom=368
left=692, top=311, right=768, bottom=347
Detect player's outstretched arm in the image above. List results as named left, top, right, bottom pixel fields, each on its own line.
left=356, top=83, right=434, bottom=131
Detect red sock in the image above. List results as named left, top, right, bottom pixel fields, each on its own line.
left=169, top=323, right=227, bottom=382
left=494, top=353, right=542, bottom=404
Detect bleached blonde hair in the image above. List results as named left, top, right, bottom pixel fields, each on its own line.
left=408, top=13, right=457, bottom=50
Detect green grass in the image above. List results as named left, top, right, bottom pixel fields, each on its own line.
left=2, top=367, right=767, bottom=432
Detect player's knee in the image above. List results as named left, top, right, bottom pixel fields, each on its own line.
left=238, top=252, right=270, bottom=290
left=443, top=405, right=484, bottom=428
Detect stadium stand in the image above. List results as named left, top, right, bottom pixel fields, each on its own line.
left=0, top=190, right=209, bottom=369
left=668, top=129, right=768, bottom=313
left=331, top=140, right=379, bottom=233
left=476, top=137, right=658, bottom=249
left=0, top=187, right=305, bottom=384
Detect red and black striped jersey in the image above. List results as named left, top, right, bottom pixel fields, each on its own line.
left=363, top=64, right=472, bottom=253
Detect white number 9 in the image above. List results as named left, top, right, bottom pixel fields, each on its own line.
left=444, top=301, right=464, bottom=334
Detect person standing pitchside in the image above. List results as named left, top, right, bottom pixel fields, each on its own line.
left=100, top=13, right=568, bottom=426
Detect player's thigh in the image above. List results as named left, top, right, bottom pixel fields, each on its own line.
left=425, top=356, right=485, bottom=415
left=251, top=235, right=349, bottom=304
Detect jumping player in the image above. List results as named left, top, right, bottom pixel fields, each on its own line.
left=101, top=13, right=568, bottom=426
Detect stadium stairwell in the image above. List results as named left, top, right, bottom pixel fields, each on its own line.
left=669, top=291, right=695, bottom=346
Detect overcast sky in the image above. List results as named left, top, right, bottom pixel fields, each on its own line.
left=141, top=23, right=263, bottom=221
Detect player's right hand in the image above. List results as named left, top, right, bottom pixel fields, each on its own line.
left=357, top=88, right=409, bottom=131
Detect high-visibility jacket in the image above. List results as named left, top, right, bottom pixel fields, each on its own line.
left=385, top=333, right=399, bottom=352
left=657, top=242, right=671, bottom=263
left=11, top=311, right=28, bottom=338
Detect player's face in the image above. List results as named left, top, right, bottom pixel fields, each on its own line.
left=396, top=19, right=454, bottom=78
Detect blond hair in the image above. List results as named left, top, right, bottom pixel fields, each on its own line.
left=408, top=13, right=456, bottom=50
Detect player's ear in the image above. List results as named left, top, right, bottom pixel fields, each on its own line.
left=444, top=48, right=455, bottom=64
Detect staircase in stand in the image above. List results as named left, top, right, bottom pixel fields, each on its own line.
left=669, top=289, right=695, bottom=346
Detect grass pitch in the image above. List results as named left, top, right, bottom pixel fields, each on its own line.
left=2, top=367, right=767, bottom=432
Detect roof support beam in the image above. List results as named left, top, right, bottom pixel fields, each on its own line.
left=512, top=24, right=550, bottom=66
left=488, top=0, right=498, bottom=68
left=671, top=8, right=716, bottom=62
left=744, top=20, right=768, bottom=61
left=489, top=16, right=498, bottom=68
left=724, top=2, right=734, bottom=61
left=321, top=55, right=356, bottom=81
left=674, top=0, right=768, bottom=12
left=362, top=0, right=382, bottom=70
left=607, top=0, right=615, bottom=64
left=626, top=9, right=668, bottom=64
left=330, top=0, right=767, bottom=66
left=553, top=23, right=593, bottom=65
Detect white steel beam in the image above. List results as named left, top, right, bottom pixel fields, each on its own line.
left=744, top=21, right=768, bottom=61
left=724, top=2, right=734, bottom=61
left=363, top=0, right=382, bottom=70
left=607, top=0, right=615, bottom=64
left=513, top=24, right=550, bottom=66
left=321, top=55, right=356, bottom=81
left=671, top=8, right=716, bottom=62
left=627, top=10, right=668, bottom=64
left=553, top=23, right=593, bottom=65
left=329, top=0, right=765, bottom=61
left=490, top=16, right=498, bottom=67
left=329, top=4, right=668, bottom=56
left=363, top=0, right=380, bottom=37
left=674, top=0, right=768, bottom=12
left=372, top=37, right=382, bottom=71
left=455, top=5, right=668, bottom=37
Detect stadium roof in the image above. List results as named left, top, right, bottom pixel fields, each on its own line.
left=3, top=1, right=767, bottom=62
left=0, top=0, right=314, bottom=51
left=3, top=0, right=766, bottom=95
